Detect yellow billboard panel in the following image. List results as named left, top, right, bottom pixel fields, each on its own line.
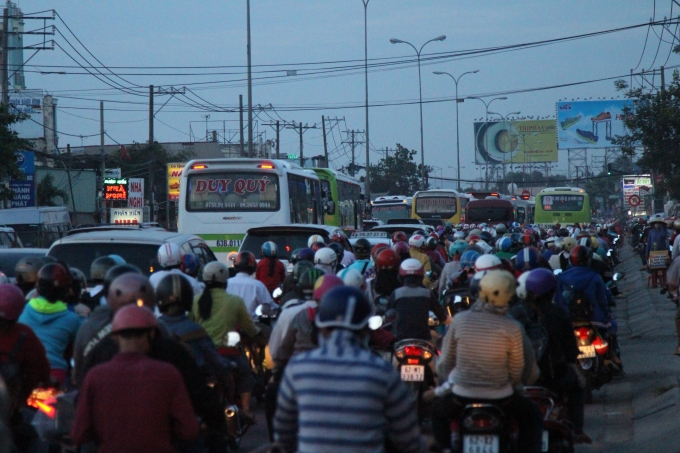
left=473, top=119, right=557, bottom=164
left=167, top=162, right=186, bottom=201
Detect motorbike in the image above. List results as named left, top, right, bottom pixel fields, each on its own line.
left=605, top=272, right=625, bottom=299
left=523, top=386, right=574, bottom=453
left=25, top=387, right=78, bottom=452
left=442, top=288, right=473, bottom=318
left=449, top=399, right=519, bottom=453
left=394, top=338, right=437, bottom=420
left=572, top=321, right=612, bottom=403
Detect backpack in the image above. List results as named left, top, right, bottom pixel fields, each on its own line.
left=0, top=332, right=27, bottom=411
left=565, top=284, right=592, bottom=321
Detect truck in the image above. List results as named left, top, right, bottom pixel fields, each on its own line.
left=0, top=206, right=71, bottom=248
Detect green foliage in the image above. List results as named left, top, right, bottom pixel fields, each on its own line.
left=614, top=70, right=680, bottom=197
left=37, top=173, right=69, bottom=206
left=367, top=144, right=432, bottom=194
left=0, top=104, right=32, bottom=202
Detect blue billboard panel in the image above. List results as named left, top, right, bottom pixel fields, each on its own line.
left=556, top=100, right=633, bottom=149
left=10, top=174, right=35, bottom=207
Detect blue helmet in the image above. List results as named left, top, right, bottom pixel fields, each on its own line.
left=291, top=247, right=315, bottom=264
left=262, top=241, right=278, bottom=258
left=180, top=253, right=199, bottom=275
left=449, top=240, right=468, bottom=258
left=460, top=250, right=481, bottom=269
left=515, top=246, right=540, bottom=272
left=496, top=237, right=512, bottom=252
left=315, top=286, right=372, bottom=331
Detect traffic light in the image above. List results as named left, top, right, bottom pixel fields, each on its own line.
left=607, top=164, right=612, bottom=175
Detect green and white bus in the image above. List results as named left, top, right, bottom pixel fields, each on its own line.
left=534, top=187, right=591, bottom=226
left=312, top=168, right=363, bottom=232
left=178, top=158, right=324, bottom=261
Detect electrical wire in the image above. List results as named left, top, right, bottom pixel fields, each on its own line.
left=23, top=115, right=99, bottom=138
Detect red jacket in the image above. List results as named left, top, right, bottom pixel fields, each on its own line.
left=256, top=257, right=286, bottom=295
left=0, top=323, right=50, bottom=403
left=71, top=352, right=199, bottom=453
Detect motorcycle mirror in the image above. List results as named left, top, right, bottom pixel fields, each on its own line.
left=607, top=249, right=612, bottom=257
left=454, top=295, right=462, bottom=303
left=613, top=272, right=625, bottom=281
left=255, top=305, right=263, bottom=317
left=368, top=315, right=383, bottom=331
left=225, top=331, right=241, bottom=347
left=384, top=309, right=398, bottom=323
left=272, top=287, right=283, bottom=299
left=425, top=271, right=433, bottom=278
left=553, top=269, right=563, bottom=276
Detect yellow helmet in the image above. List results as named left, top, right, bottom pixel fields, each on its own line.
left=479, top=270, right=516, bottom=308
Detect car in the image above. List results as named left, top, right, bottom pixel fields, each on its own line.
left=362, top=220, right=384, bottom=231
left=348, top=231, right=391, bottom=248
left=0, top=248, right=48, bottom=283
left=48, top=229, right=216, bottom=284
left=239, top=224, right=349, bottom=270
left=370, top=223, right=435, bottom=237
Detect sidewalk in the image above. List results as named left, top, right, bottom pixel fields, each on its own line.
left=579, top=244, right=680, bottom=453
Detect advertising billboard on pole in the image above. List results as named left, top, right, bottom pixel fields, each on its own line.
left=556, top=100, right=633, bottom=149
left=473, top=119, right=557, bottom=164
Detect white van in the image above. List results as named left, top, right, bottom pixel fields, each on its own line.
left=0, top=206, right=71, bottom=248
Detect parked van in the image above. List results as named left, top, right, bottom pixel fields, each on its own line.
left=0, top=206, right=71, bottom=248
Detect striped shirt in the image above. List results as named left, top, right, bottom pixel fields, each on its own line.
left=275, top=329, right=424, bottom=453
left=437, top=300, right=525, bottom=400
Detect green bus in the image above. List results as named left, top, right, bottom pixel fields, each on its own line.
left=534, top=187, right=592, bottom=226
left=312, top=168, right=363, bottom=232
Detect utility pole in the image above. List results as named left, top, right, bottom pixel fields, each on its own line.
left=342, top=130, right=365, bottom=177
left=661, top=65, right=666, bottom=91
left=2, top=7, right=8, bottom=106
left=239, top=95, right=245, bottom=156
left=322, top=115, right=328, bottom=168
left=282, top=122, right=317, bottom=167
left=276, top=120, right=280, bottom=159
left=148, top=85, right=155, bottom=222
left=246, top=0, right=254, bottom=157
left=99, top=101, right=105, bottom=223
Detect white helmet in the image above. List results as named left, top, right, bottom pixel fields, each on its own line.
left=157, top=243, right=182, bottom=268
left=314, top=247, right=337, bottom=267
left=474, top=254, right=502, bottom=272
left=202, top=261, right=229, bottom=284
left=408, top=235, right=426, bottom=248
left=479, top=270, right=516, bottom=308
left=398, top=258, right=424, bottom=277
left=337, top=268, right=365, bottom=290
left=516, top=271, right=531, bottom=300
left=308, top=234, right=325, bottom=247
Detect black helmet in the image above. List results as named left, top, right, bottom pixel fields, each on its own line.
left=353, top=238, right=371, bottom=259
left=68, top=267, right=87, bottom=303
left=328, top=242, right=344, bottom=264
left=37, top=263, right=72, bottom=302
left=15, top=256, right=50, bottom=294
left=297, top=268, right=325, bottom=299
left=315, top=286, right=372, bottom=331
left=570, top=245, right=592, bottom=267
left=292, top=260, right=314, bottom=283
left=90, top=256, right=118, bottom=282
left=291, top=248, right=315, bottom=264
left=103, top=264, right=142, bottom=296
left=156, top=274, right=194, bottom=313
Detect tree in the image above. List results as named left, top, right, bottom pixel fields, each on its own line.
left=367, top=144, right=433, bottom=194
left=37, top=173, right=70, bottom=206
left=0, top=104, right=32, bottom=202
left=613, top=70, right=680, bottom=197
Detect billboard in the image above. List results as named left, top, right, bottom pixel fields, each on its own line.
left=10, top=151, right=35, bottom=208
left=621, top=174, right=652, bottom=210
left=103, top=178, right=128, bottom=201
left=167, top=162, right=186, bottom=202
left=110, top=208, right=143, bottom=225
left=556, top=100, right=633, bottom=149
left=128, top=178, right=144, bottom=208
left=9, top=90, right=44, bottom=139
left=473, top=120, right=557, bottom=164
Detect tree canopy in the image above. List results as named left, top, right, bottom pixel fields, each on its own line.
left=367, top=144, right=432, bottom=194
left=0, top=104, right=32, bottom=202
left=37, top=173, right=70, bottom=206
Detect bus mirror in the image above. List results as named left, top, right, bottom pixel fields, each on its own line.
left=326, top=200, right=335, bottom=215
left=321, top=190, right=327, bottom=198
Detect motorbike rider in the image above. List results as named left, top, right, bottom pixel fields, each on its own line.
left=328, top=242, right=347, bottom=273
left=19, top=262, right=82, bottom=387
left=424, top=236, right=447, bottom=269
left=149, top=243, right=204, bottom=296
left=330, top=232, right=356, bottom=267
left=408, top=234, right=435, bottom=287
left=71, top=305, right=200, bottom=453
left=255, top=241, right=287, bottom=296
left=512, top=268, right=591, bottom=444
left=79, top=256, right=119, bottom=308
left=313, top=247, right=337, bottom=275
left=672, top=219, right=680, bottom=261
left=549, top=236, right=576, bottom=271
left=228, top=251, right=278, bottom=326
left=365, top=248, right=402, bottom=315
left=386, top=258, right=450, bottom=341
left=438, top=240, right=467, bottom=295
left=433, top=270, right=543, bottom=453
left=0, top=284, right=50, bottom=451
left=280, top=248, right=315, bottom=302
left=274, top=286, right=425, bottom=453
left=14, top=255, right=55, bottom=299
left=280, top=260, right=314, bottom=304
left=346, top=237, right=373, bottom=277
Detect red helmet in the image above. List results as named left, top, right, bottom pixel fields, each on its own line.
left=330, top=232, right=346, bottom=244
left=376, top=249, right=400, bottom=270
left=399, top=258, right=424, bottom=277
left=371, top=243, right=389, bottom=261
left=520, top=234, right=535, bottom=247
left=467, top=234, right=481, bottom=244
left=111, top=305, right=158, bottom=334
left=570, top=245, right=592, bottom=267
left=36, top=263, right=71, bottom=302
left=312, top=274, right=344, bottom=301
left=392, top=241, right=410, bottom=258
left=234, top=251, right=257, bottom=272
left=0, top=284, right=26, bottom=321
left=391, top=231, right=407, bottom=244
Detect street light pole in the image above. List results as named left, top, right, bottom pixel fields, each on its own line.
left=467, top=96, right=507, bottom=189
left=488, top=110, right=520, bottom=194
left=362, top=0, right=371, bottom=203
left=390, top=35, right=446, bottom=189
left=246, top=0, right=254, bottom=157
left=433, top=70, right=479, bottom=192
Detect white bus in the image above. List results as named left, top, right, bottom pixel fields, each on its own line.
left=178, top=158, right=324, bottom=261
left=370, top=195, right=412, bottom=223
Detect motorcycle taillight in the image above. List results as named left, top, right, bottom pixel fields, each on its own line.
left=464, top=412, right=501, bottom=431
left=403, top=346, right=423, bottom=357
left=592, top=334, right=609, bottom=355
left=575, top=327, right=591, bottom=340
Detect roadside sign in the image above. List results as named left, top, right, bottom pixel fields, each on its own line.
left=128, top=178, right=144, bottom=208
left=628, top=195, right=641, bottom=207
left=167, top=162, right=185, bottom=202
left=110, top=208, right=143, bottom=224
left=104, top=178, right=128, bottom=201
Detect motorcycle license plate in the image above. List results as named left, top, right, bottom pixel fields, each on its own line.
left=542, top=430, right=549, bottom=452
left=400, top=365, right=424, bottom=382
left=463, top=434, right=499, bottom=453
left=578, top=345, right=596, bottom=359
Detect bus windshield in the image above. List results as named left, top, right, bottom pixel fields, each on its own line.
left=541, top=194, right=584, bottom=212
left=467, top=207, right=512, bottom=223
left=186, top=172, right=279, bottom=211
left=372, top=203, right=411, bottom=222
left=414, top=196, right=457, bottom=218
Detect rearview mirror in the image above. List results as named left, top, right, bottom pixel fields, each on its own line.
left=368, top=315, right=383, bottom=331
left=272, top=287, right=283, bottom=299
left=225, top=331, right=241, bottom=347
left=612, top=272, right=625, bottom=281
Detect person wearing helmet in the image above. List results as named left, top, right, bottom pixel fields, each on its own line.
left=366, top=248, right=402, bottom=315
left=392, top=241, right=411, bottom=263
left=66, top=267, right=92, bottom=319
left=510, top=268, right=591, bottom=444
left=229, top=251, right=277, bottom=324
left=549, top=236, right=576, bottom=271
left=80, top=255, right=119, bottom=307
left=424, top=236, right=447, bottom=269
left=391, top=231, right=408, bottom=245
left=313, top=247, right=337, bottom=275
left=307, top=234, right=325, bottom=248
left=337, top=267, right=366, bottom=291
left=439, top=240, right=468, bottom=295
left=330, top=232, right=356, bottom=267
left=18, top=263, right=82, bottom=386
left=346, top=237, right=373, bottom=278
left=494, top=236, right=514, bottom=260
left=275, top=285, right=425, bottom=453
left=408, top=234, right=435, bottom=288
left=386, top=258, right=450, bottom=341
left=327, top=242, right=347, bottom=273
left=180, top=253, right=200, bottom=279
left=149, top=244, right=204, bottom=297
left=70, top=304, right=200, bottom=452
left=0, top=284, right=50, bottom=440
left=14, top=256, right=50, bottom=297
left=280, top=261, right=314, bottom=304
left=255, top=241, right=287, bottom=296
left=433, top=270, right=543, bottom=453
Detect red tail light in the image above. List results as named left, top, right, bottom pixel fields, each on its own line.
left=404, top=346, right=423, bottom=357
left=464, top=412, right=501, bottom=430
left=407, top=358, right=420, bottom=364
left=575, top=327, right=591, bottom=340
left=592, top=334, right=609, bottom=355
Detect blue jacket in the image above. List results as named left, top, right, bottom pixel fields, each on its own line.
left=555, top=266, right=614, bottom=330
left=19, top=297, right=82, bottom=371
left=646, top=226, right=670, bottom=257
